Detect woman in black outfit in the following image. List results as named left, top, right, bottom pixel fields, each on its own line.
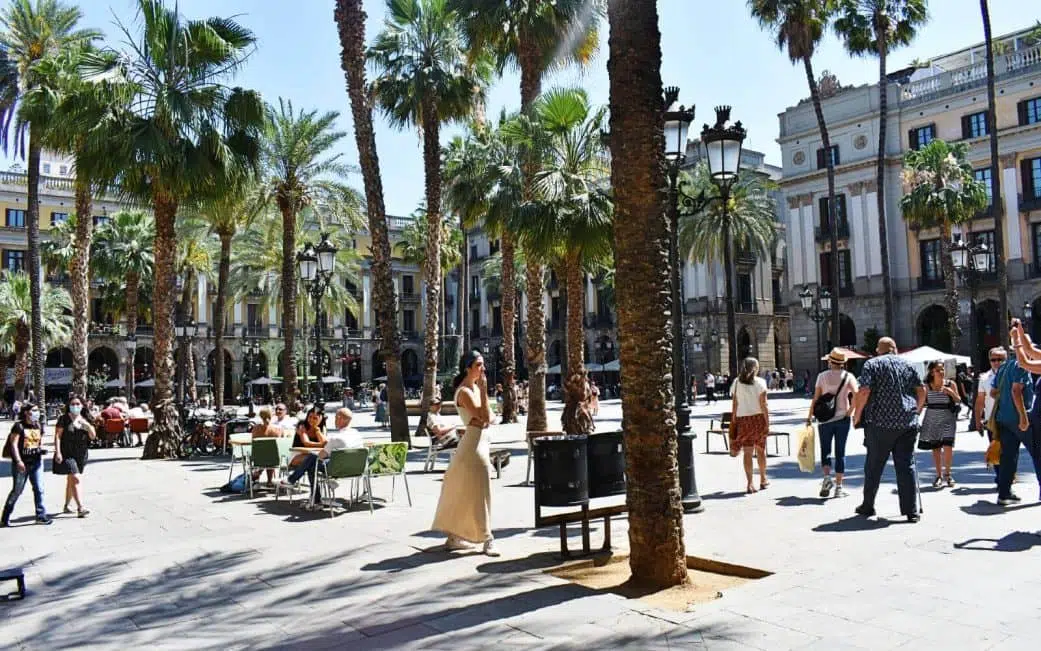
left=2, top=402, right=51, bottom=526
left=53, top=394, right=97, bottom=517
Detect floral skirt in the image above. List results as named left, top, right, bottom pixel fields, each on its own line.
left=730, top=413, right=768, bottom=451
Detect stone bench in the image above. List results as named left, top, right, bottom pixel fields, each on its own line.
left=0, top=567, right=26, bottom=601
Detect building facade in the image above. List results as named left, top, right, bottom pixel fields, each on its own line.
left=778, top=26, right=1041, bottom=373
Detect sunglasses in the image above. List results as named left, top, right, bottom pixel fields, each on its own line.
left=990, top=358, right=1005, bottom=362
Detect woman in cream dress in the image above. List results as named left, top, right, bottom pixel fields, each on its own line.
left=432, top=351, right=500, bottom=556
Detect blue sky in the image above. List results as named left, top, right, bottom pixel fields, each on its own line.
left=42, top=1, right=1034, bottom=215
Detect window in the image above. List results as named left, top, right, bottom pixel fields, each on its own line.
left=818, top=194, right=848, bottom=229
left=351, top=238, right=357, bottom=250
left=470, top=275, right=480, bottom=299
left=973, top=168, right=993, bottom=204
left=402, top=274, right=415, bottom=296
left=246, top=303, right=259, bottom=331
left=490, top=239, right=500, bottom=255
left=737, top=273, right=753, bottom=311
left=920, top=239, right=943, bottom=282
left=470, top=308, right=480, bottom=337
left=42, top=163, right=51, bottom=174
left=820, top=251, right=853, bottom=293
left=962, top=111, right=989, bottom=139
left=908, top=124, right=935, bottom=150
left=92, top=214, right=108, bottom=227
left=1019, top=97, right=1041, bottom=126
left=492, top=306, right=502, bottom=335
left=5, top=209, right=25, bottom=228
left=1023, top=157, right=1041, bottom=201
left=551, top=296, right=561, bottom=328
left=50, top=212, right=69, bottom=226
left=2, top=249, right=25, bottom=271
left=771, top=277, right=783, bottom=305
left=470, top=244, right=478, bottom=261
left=58, top=165, right=67, bottom=176
left=971, top=229, right=995, bottom=252
left=343, top=309, right=358, bottom=331
left=816, top=145, right=840, bottom=169
left=1033, top=224, right=1041, bottom=275
left=403, top=309, right=415, bottom=333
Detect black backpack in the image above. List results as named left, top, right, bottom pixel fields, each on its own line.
left=813, top=372, right=848, bottom=422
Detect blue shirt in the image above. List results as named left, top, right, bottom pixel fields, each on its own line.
left=858, top=353, right=921, bottom=430
left=994, top=359, right=1033, bottom=426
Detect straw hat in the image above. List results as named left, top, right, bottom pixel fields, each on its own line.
left=828, top=348, right=847, bottom=365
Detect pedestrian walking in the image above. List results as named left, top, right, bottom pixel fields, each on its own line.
left=806, top=349, right=859, bottom=498
left=729, top=357, right=770, bottom=494
left=998, top=322, right=1041, bottom=501
left=852, top=337, right=925, bottom=523
left=974, top=348, right=1006, bottom=481
left=917, top=361, right=961, bottom=488
left=53, top=395, right=97, bottom=517
left=2, top=403, right=52, bottom=527
left=704, top=372, right=716, bottom=404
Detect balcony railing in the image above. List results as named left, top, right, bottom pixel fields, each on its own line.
left=736, top=301, right=758, bottom=314
left=917, top=276, right=945, bottom=291
left=1021, top=192, right=1041, bottom=214
left=400, top=290, right=420, bottom=304
left=243, top=324, right=266, bottom=337
left=815, top=221, right=850, bottom=242
left=902, top=43, right=1041, bottom=104
left=135, top=325, right=154, bottom=335
left=774, top=303, right=790, bottom=314
left=735, top=250, right=758, bottom=267
left=402, top=330, right=420, bottom=340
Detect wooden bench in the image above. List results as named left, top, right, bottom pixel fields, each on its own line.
left=0, top=567, right=26, bottom=601
left=536, top=503, right=627, bottom=558
left=705, top=412, right=731, bottom=453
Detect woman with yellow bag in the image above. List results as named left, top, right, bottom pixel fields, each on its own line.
left=806, top=349, right=859, bottom=498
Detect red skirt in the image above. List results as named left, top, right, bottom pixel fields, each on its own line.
left=730, top=413, right=768, bottom=451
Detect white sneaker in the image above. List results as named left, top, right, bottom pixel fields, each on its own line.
left=819, top=477, right=833, bottom=498
left=833, top=485, right=848, bottom=498
left=483, top=539, right=501, bottom=557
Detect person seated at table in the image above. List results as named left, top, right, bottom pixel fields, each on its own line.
left=327, top=407, right=362, bottom=449
left=428, top=398, right=458, bottom=448
left=127, top=402, right=151, bottom=446
left=271, top=403, right=295, bottom=434
left=100, top=399, right=124, bottom=423
left=280, top=415, right=329, bottom=488
left=250, top=406, right=284, bottom=484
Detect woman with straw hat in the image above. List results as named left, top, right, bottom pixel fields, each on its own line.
left=806, top=348, right=859, bottom=498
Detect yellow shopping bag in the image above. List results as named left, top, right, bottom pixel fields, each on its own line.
left=796, top=424, right=816, bottom=473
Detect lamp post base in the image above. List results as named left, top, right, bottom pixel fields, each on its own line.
left=676, top=402, right=691, bottom=434
left=677, top=431, right=704, bottom=514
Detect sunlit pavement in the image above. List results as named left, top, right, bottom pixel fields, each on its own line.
left=2, top=393, right=1040, bottom=650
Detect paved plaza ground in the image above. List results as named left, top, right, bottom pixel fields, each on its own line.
left=2, top=392, right=1041, bottom=650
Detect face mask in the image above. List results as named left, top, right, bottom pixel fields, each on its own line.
left=29, top=410, right=40, bottom=423
left=69, top=405, right=82, bottom=416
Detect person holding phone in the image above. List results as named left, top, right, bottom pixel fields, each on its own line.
left=53, top=394, right=97, bottom=517
left=432, top=350, right=500, bottom=556
left=2, top=402, right=51, bottom=527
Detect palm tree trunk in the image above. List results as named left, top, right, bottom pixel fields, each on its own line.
left=981, top=0, right=1008, bottom=324
left=0, top=356, right=7, bottom=404
left=124, top=272, right=140, bottom=401
left=336, top=0, right=409, bottom=444
left=26, top=135, right=45, bottom=405
left=215, top=231, right=232, bottom=410
left=606, top=0, right=687, bottom=589
left=14, top=328, right=29, bottom=400
left=876, top=29, right=895, bottom=335
left=565, top=253, right=585, bottom=376
left=70, top=170, right=93, bottom=397
left=940, top=220, right=961, bottom=349
left=416, top=101, right=443, bottom=438
left=278, top=201, right=298, bottom=400
left=182, top=272, right=198, bottom=403
left=520, top=41, right=546, bottom=432
left=499, top=233, right=518, bottom=422
left=142, top=191, right=182, bottom=459
left=460, top=227, right=469, bottom=351
left=804, top=58, right=841, bottom=347
left=558, top=263, right=569, bottom=381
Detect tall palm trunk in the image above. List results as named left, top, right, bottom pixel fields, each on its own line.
left=26, top=134, right=45, bottom=405
left=0, top=356, right=8, bottom=403
left=70, top=167, right=93, bottom=397
left=14, top=327, right=29, bottom=400
left=277, top=198, right=299, bottom=400
left=558, top=263, right=568, bottom=381
left=336, top=0, right=409, bottom=444
left=940, top=220, right=961, bottom=348
left=142, top=191, right=182, bottom=459
left=804, top=58, right=841, bottom=347
left=564, top=253, right=585, bottom=376
left=499, top=233, right=518, bottom=422
left=416, top=97, right=443, bottom=438
left=459, top=227, right=469, bottom=351
left=981, top=0, right=1008, bottom=324
left=723, top=218, right=738, bottom=377
left=520, top=43, right=547, bottom=433
left=606, top=0, right=687, bottom=589
left=214, top=231, right=232, bottom=409
left=124, top=272, right=140, bottom=400
left=181, top=272, right=198, bottom=403
left=875, top=25, right=895, bottom=334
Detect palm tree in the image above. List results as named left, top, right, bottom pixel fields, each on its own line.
left=980, top=0, right=1008, bottom=327
left=679, top=164, right=779, bottom=371
left=255, top=98, right=356, bottom=401
left=901, top=139, right=988, bottom=349
left=449, top=0, right=603, bottom=429
left=90, top=0, right=264, bottom=458
left=834, top=0, right=928, bottom=335
left=175, top=216, right=217, bottom=403
left=0, top=270, right=72, bottom=399
left=0, top=0, right=99, bottom=405
left=369, top=0, right=491, bottom=436
left=92, top=210, right=155, bottom=400
left=605, top=0, right=688, bottom=590
left=335, top=0, right=412, bottom=444
left=503, top=88, right=612, bottom=401
left=750, top=0, right=841, bottom=345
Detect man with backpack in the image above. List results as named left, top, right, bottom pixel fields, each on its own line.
left=806, top=348, right=859, bottom=498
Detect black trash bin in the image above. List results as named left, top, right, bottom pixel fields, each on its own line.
left=534, top=435, right=589, bottom=507
left=587, top=431, right=625, bottom=498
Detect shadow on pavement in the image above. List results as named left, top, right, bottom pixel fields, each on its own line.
left=775, top=495, right=828, bottom=507
left=960, top=500, right=1041, bottom=517
left=953, top=531, right=1041, bottom=552
left=812, top=516, right=891, bottom=532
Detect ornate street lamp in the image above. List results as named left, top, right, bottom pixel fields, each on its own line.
left=952, top=236, right=992, bottom=367
left=801, top=286, right=831, bottom=370
left=701, top=106, right=746, bottom=380
left=663, top=86, right=695, bottom=435
left=298, top=233, right=338, bottom=402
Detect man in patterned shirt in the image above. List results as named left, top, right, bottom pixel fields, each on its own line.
left=852, top=337, right=926, bottom=522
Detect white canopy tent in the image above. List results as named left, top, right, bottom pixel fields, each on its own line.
left=897, top=346, right=971, bottom=378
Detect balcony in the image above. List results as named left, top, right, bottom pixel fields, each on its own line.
left=736, top=301, right=758, bottom=314
left=400, top=290, right=421, bottom=305
left=917, top=276, right=945, bottom=291
left=815, top=221, right=850, bottom=243
left=735, top=250, right=758, bottom=267
left=1021, top=192, right=1041, bottom=214
left=901, top=43, right=1041, bottom=105
left=774, top=303, right=789, bottom=314
left=135, top=325, right=154, bottom=335
left=243, top=323, right=265, bottom=337
left=402, top=330, right=420, bottom=340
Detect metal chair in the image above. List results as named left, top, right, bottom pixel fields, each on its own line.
left=248, top=438, right=281, bottom=498
left=423, top=429, right=460, bottom=472
left=366, top=442, right=411, bottom=506
left=705, top=412, right=732, bottom=453
left=315, top=448, right=371, bottom=516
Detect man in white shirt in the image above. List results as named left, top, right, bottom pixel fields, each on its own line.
left=271, top=403, right=296, bottom=434
left=704, top=372, right=716, bottom=403
left=427, top=398, right=458, bottom=448
left=975, top=347, right=1007, bottom=434
left=325, top=407, right=362, bottom=451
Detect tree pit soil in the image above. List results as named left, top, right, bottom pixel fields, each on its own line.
left=546, top=554, right=771, bottom=612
